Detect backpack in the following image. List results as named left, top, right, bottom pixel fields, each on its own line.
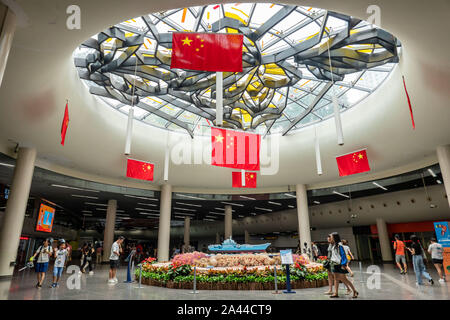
left=339, top=245, right=348, bottom=265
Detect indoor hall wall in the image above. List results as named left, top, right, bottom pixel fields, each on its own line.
left=311, top=227, right=358, bottom=260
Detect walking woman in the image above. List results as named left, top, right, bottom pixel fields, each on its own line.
left=30, top=238, right=53, bottom=289
left=81, top=243, right=95, bottom=274
left=342, top=240, right=355, bottom=277
left=329, top=232, right=358, bottom=298
left=324, top=234, right=352, bottom=295
left=407, top=235, right=434, bottom=286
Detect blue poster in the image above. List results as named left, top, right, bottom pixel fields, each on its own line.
left=434, top=221, right=450, bottom=248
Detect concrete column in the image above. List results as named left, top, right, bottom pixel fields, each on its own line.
left=244, top=230, right=250, bottom=244
left=0, top=5, right=16, bottom=88
left=216, top=232, right=220, bottom=244
left=0, top=147, right=36, bottom=277
left=296, top=184, right=311, bottom=254
left=102, top=199, right=117, bottom=262
left=183, top=217, right=190, bottom=247
left=376, top=218, right=393, bottom=262
left=157, top=184, right=172, bottom=262
left=224, top=205, right=232, bottom=239
left=437, top=145, right=450, bottom=208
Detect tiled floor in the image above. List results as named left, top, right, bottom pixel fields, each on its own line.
left=1, top=262, right=448, bottom=300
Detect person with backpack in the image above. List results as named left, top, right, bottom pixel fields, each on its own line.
left=50, top=239, right=70, bottom=288
left=428, top=238, right=445, bottom=283
left=30, top=238, right=53, bottom=289
left=393, top=234, right=407, bottom=274
left=329, top=232, right=358, bottom=298
left=81, top=243, right=95, bottom=275
left=406, top=235, right=434, bottom=286
left=341, top=239, right=355, bottom=277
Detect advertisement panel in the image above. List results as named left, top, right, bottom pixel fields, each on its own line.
left=433, top=221, right=450, bottom=275
left=36, top=204, right=55, bottom=233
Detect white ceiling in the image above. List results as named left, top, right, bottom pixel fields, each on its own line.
left=0, top=0, right=449, bottom=194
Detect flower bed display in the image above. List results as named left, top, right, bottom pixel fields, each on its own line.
left=136, top=252, right=328, bottom=290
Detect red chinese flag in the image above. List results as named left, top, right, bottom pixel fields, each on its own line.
left=211, top=127, right=260, bottom=171
left=126, top=158, right=154, bottom=181
left=232, top=171, right=257, bottom=188
left=336, top=149, right=370, bottom=177
left=171, top=32, right=243, bottom=72
left=60, top=102, right=69, bottom=146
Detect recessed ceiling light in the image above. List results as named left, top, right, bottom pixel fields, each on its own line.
left=0, top=162, right=14, bottom=167
left=428, top=168, right=437, bottom=177
left=51, top=184, right=99, bottom=192
left=437, top=180, right=442, bottom=184
left=221, top=201, right=244, bottom=207
left=124, top=195, right=158, bottom=201
left=205, top=215, right=217, bottom=219
left=173, top=207, right=196, bottom=212
left=332, top=191, right=350, bottom=198
left=268, top=201, right=282, bottom=206
left=175, top=202, right=202, bottom=207
left=203, top=218, right=215, bottom=222
left=81, top=210, right=92, bottom=213
left=255, top=207, right=272, bottom=212
left=214, top=207, right=235, bottom=212
left=239, top=195, right=256, bottom=200
left=238, top=215, right=244, bottom=218
left=313, top=201, right=320, bottom=205
left=71, top=194, right=99, bottom=199
left=284, top=193, right=296, bottom=198
left=135, top=207, right=159, bottom=212
left=85, top=202, right=108, bottom=206
left=137, top=202, right=158, bottom=207
left=288, top=205, right=295, bottom=208
left=209, top=212, right=225, bottom=215
left=250, top=212, right=257, bottom=215
left=173, top=212, right=195, bottom=216
left=372, top=182, right=387, bottom=191
left=176, top=194, right=205, bottom=200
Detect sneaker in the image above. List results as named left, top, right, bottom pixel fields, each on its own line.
left=400, top=270, right=404, bottom=274
left=107, top=279, right=115, bottom=284
left=438, top=279, right=445, bottom=283
left=113, top=278, right=118, bottom=283
left=429, top=279, right=434, bottom=285
left=89, top=271, right=94, bottom=275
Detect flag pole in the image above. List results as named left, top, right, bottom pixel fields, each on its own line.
left=314, top=126, right=323, bottom=175
left=125, top=56, right=138, bottom=155
left=326, top=31, right=344, bottom=146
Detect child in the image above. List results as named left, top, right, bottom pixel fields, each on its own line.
left=50, top=239, right=70, bottom=288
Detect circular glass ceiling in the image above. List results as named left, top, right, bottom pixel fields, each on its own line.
left=74, top=3, right=400, bottom=137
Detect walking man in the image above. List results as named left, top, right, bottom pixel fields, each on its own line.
left=108, top=236, right=125, bottom=284
left=393, top=234, right=407, bottom=274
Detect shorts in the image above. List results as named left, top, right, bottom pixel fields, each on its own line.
left=53, top=266, right=64, bottom=277
left=110, top=259, right=120, bottom=269
left=330, top=262, right=348, bottom=274
left=395, top=255, right=406, bottom=264
left=35, top=262, right=49, bottom=273
left=432, top=258, right=443, bottom=265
